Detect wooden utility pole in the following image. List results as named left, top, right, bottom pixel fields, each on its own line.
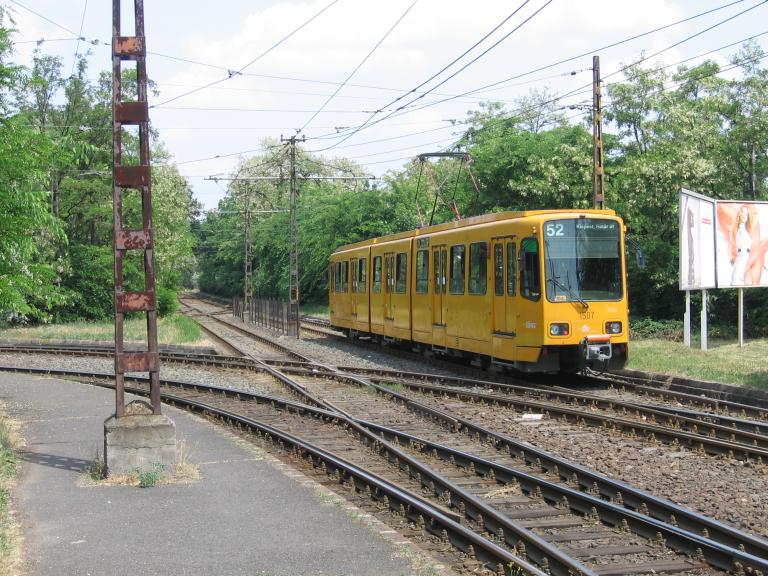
left=592, top=55, right=606, bottom=210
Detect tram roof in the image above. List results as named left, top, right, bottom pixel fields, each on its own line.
left=332, top=208, right=618, bottom=253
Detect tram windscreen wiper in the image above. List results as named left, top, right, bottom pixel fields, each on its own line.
left=547, top=275, right=589, bottom=310
left=545, top=239, right=589, bottom=309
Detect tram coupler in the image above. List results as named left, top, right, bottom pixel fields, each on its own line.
left=581, top=334, right=612, bottom=362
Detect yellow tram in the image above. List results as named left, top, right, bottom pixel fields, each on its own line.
left=329, top=210, right=629, bottom=373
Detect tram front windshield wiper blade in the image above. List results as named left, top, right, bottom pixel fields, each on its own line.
left=547, top=275, right=589, bottom=310
left=545, top=240, right=589, bottom=310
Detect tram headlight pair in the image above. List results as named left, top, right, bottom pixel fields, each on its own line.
left=549, top=323, right=570, bottom=337
left=605, top=321, right=622, bottom=334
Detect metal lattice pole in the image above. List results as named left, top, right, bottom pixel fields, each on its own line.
left=244, top=206, right=252, bottom=322
left=112, top=0, right=161, bottom=416
left=287, top=136, right=301, bottom=338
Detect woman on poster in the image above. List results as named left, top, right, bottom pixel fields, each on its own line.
left=727, top=204, right=768, bottom=285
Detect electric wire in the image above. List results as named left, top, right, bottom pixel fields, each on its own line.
left=307, top=0, right=758, bottom=147
left=7, top=0, right=89, bottom=39
left=417, top=0, right=754, bottom=109
left=311, top=0, right=553, bottom=152
left=332, top=0, right=768, bottom=149
left=298, top=0, right=420, bottom=134
left=339, top=1, right=533, bottom=138
left=69, top=0, right=87, bottom=78
left=151, top=0, right=340, bottom=109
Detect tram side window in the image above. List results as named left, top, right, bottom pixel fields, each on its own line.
left=330, top=263, right=335, bottom=293
left=416, top=250, right=429, bottom=294
left=468, top=242, right=487, bottom=295
left=395, top=253, right=407, bottom=293
left=333, top=262, right=340, bottom=293
left=342, top=261, right=349, bottom=292
left=520, top=238, right=540, bottom=301
left=358, top=258, right=367, bottom=293
left=449, top=244, right=465, bottom=294
left=507, top=242, right=516, bottom=296
left=372, top=256, right=382, bottom=293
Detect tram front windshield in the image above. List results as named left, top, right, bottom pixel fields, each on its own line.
left=543, top=218, right=622, bottom=302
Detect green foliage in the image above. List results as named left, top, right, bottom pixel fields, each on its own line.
left=156, top=287, right=179, bottom=317
left=629, top=318, right=684, bottom=341
left=0, top=20, right=197, bottom=325
left=58, top=245, right=141, bottom=321
left=138, top=463, right=164, bottom=488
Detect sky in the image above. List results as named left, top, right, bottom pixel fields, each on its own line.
left=4, top=0, right=768, bottom=210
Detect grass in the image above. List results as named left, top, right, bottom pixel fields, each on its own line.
left=82, top=438, right=200, bottom=488
left=301, top=302, right=329, bottom=319
left=627, top=338, right=768, bottom=388
left=0, top=313, right=204, bottom=345
left=138, top=463, right=165, bottom=488
left=0, top=404, right=19, bottom=576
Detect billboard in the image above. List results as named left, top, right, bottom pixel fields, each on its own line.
left=715, top=201, right=768, bottom=288
left=679, top=190, right=716, bottom=290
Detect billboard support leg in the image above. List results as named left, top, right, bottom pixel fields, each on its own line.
left=738, top=288, right=744, bottom=348
left=684, top=291, right=691, bottom=347
left=700, top=289, right=708, bottom=351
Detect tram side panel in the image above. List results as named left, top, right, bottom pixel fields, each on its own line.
left=329, top=254, right=351, bottom=330
left=329, top=245, right=371, bottom=333
left=410, top=237, right=433, bottom=344
left=375, top=237, right=412, bottom=341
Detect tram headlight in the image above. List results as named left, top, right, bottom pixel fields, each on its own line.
left=549, top=323, right=570, bottom=337
left=605, top=321, right=622, bottom=334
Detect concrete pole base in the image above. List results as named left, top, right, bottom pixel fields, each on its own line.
left=104, top=400, right=176, bottom=477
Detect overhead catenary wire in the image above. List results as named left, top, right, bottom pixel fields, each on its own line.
left=306, top=0, right=759, bottom=149
left=151, top=0, right=341, bottom=109
left=324, top=0, right=534, bottom=142
left=297, top=0, right=420, bottom=135
left=310, top=0, right=554, bottom=152
left=405, top=0, right=755, bottom=113
left=341, top=0, right=768, bottom=150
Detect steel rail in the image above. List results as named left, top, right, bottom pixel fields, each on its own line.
left=337, top=366, right=768, bottom=451
left=160, top=394, right=549, bottom=576
left=181, top=302, right=312, bottom=362
left=5, top=362, right=764, bottom=573
left=7, top=348, right=768, bottom=554
left=0, top=368, right=768, bottom=573
left=636, top=403, right=768, bottom=436
left=274, top=365, right=768, bottom=565
left=357, top=419, right=768, bottom=574
left=593, top=371, right=768, bottom=417
left=374, top=378, right=768, bottom=461
left=2, top=363, right=557, bottom=576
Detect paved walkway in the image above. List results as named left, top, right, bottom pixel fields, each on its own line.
left=1, top=372, right=445, bottom=576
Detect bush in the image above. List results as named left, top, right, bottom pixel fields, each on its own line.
left=156, top=287, right=178, bottom=317
left=629, top=318, right=684, bottom=341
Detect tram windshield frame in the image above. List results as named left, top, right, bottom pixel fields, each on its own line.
left=543, top=218, right=623, bottom=303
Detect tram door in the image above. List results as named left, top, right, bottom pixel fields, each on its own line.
left=350, top=257, right=359, bottom=321
left=491, top=239, right=517, bottom=359
left=384, top=252, right=395, bottom=327
left=431, top=245, right=447, bottom=348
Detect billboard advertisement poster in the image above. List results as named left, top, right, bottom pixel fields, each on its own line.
left=679, top=190, right=716, bottom=290
left=716, top=201, right=768, bottom=288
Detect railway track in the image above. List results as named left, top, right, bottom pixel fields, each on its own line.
left=2, top=362, right=765, bottom=575
left=3, top=297, right=766, bottom=574
left=338, top=368, right=768, bottom=462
